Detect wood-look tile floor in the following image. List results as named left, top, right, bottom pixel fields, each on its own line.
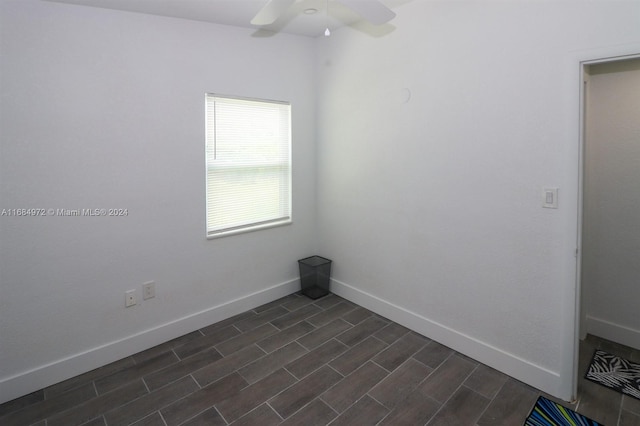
left=1, top=292, right=639, bottom=425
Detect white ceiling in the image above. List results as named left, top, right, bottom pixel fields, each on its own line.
left=45, top=0, right=409, bottom=38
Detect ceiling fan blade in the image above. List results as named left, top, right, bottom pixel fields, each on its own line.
left=340, top=0, right=396, bottom=25
left=251, top=0, right=296, bottom=26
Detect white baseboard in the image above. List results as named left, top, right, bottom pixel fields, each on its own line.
left=0, top=279, right=299, bottom=405
left=586, top=315, right=640, bottom=350
left=330, top=278, right=565, bottom=399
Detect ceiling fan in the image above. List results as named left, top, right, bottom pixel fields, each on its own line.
left=251, top=0, right=396, bottom=27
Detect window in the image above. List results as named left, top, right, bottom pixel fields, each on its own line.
left=205, top=94, right=291, bottom=238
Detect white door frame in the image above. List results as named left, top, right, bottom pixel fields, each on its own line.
left=570, top=45, right=640, bottom=401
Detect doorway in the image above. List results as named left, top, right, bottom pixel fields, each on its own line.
left=580, top=58, right=640, bottom=350
left=573, top=54, right=640, bottom=414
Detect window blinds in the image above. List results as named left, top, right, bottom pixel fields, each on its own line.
left=205, top=94, right=291, bottom=238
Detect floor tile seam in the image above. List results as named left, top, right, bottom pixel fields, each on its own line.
left=362, top=357, right=439, bottom=413
left=281, top=338, right=350, bottom=381
left=296, top=317, right=357, bottom=345
left=369, top=359, right=393, bottom=375
left=369, top=392, right=443, bottom=426
left=409, top=351, right=440, bottom=372
left=324, top=363, right=346, bottom=381
left=42, top=380, right=123, bottom=425
left=265, top=401, right=285, bottom=422
left=622, top=399, right=640, bottom=416
left=277, top=395, right=335, bottom=423
left=307, top=304, right=359, bottom=325
left=373, top=329, right=411, bottom=347
left=255, top=323, right=320, bottom=354
left=409, top=348, right=457, bottom=384
left=317, top=395, right=342, bottom=417
left=43, top=357, right=137, bottom=402
left=238, top=343, right=310, bottom=384
left=163, top=382, right=222, bottom=426
left=455, top=382, right=497, bottom=423
left=374, top=340, right=431, bottom=372
left=141, top=357, right=212, bottom=393
left=616, top=405, right=623, bottom=426
left=365, top=391, right=393, bottom=412
left=237, top=310, right=293, bottom=332
left=233, top=366, right=336, bottom=421
left=154, top=410, right=169, bottom=426
left=173, top=333, right=232, bottom=361
left=98, top=376, right=192, bottom=426
left=421, top=365, right=485, bottom=426
left=105, top=374, right=205, bottom=424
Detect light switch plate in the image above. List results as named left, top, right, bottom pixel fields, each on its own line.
left=542, top=188, right=559, bottom=209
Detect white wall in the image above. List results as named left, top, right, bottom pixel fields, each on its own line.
left=0, top=0, right=317, bottom=403
left=583, top=59, right=640, bottom=350
left=316, top=0, right=640, bottom=400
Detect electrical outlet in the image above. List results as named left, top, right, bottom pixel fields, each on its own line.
left=125, top=289, right=137, bottom=307
left=142, top=281, right=155, bottom=300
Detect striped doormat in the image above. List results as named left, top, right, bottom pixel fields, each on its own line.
left=524, top=396, right=603, bottom=426
left=585, top=349, right=640, bottom=401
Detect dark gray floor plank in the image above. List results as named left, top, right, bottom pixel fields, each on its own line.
left=48, top=380, right=148, bottom=426
left=620, top=409, right=640, bottom=426
left=173, top=325, right=239, bottom=359
left=373, top=322, right=413, bottom=345
left=192, top=344, right=266, bottom=387
left=417, top=354, right=476, bottom=404
left=0, top=389, right=44, bottom=417
left=132, top=331, right=203, bottom=364
left=200, top=311, right=256, bottom=335
left=229, top=403, right=283, bottom=426
left=378, top=391, right=440, bottom=426
left=279, top=399, right=337, bottom=426
left=238, top=342, right=308, bottom=384
left=307, top=303, right=357, bottom=327
left=335, top=316, right=389, bottom=347
left=269, top=365, right=343, bottom=419
left=297, top=319, right=353, bottom=351
left=285, top=339, right=349, bottom=380
left=179, top=406, right=227, bottom=426
left=131, top=412, right=168, bottom=426
left=257, top=321, right=316, bottom=353
left=103, top=376, right=198, bottom=425
left=0, top=382, right=97, bottom=426
left=271, top=304, right=323, bottom=330
left=328, top=395, right=388, bottom=426
left=44, top=357, right=135, bottom=399
left=235, top=306, right=290, bottom=332
left=368, top=358, right=433, bottom=410
left=144, top=347, right=222, bottom=390
left=412, top=340, right=454, bottom=369
left=95, top=351, right=179, bottom=394
left=372, top=332, right=429, bottom=372
left=476, top=377, right=539, bottom=426
left=463, top=363, right=509, bottom=400
left=321, top=361, right=388, bottom=413
left=426, top=386, right=490, bottom=426
left=215, top=323, right=280, bottom=356
left=216, top=369, right=297, bottom=423
left=160, top=372, right=247, bottom=425
left=576, top=378, right=623, bottom=425
left=329, top=336, right=388, bottom=376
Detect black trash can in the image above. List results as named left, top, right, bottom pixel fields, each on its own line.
left=298, top=256, right=332, bottom=299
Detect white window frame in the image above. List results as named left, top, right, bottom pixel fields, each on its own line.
left=205, top=94, right=292, bottom=239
